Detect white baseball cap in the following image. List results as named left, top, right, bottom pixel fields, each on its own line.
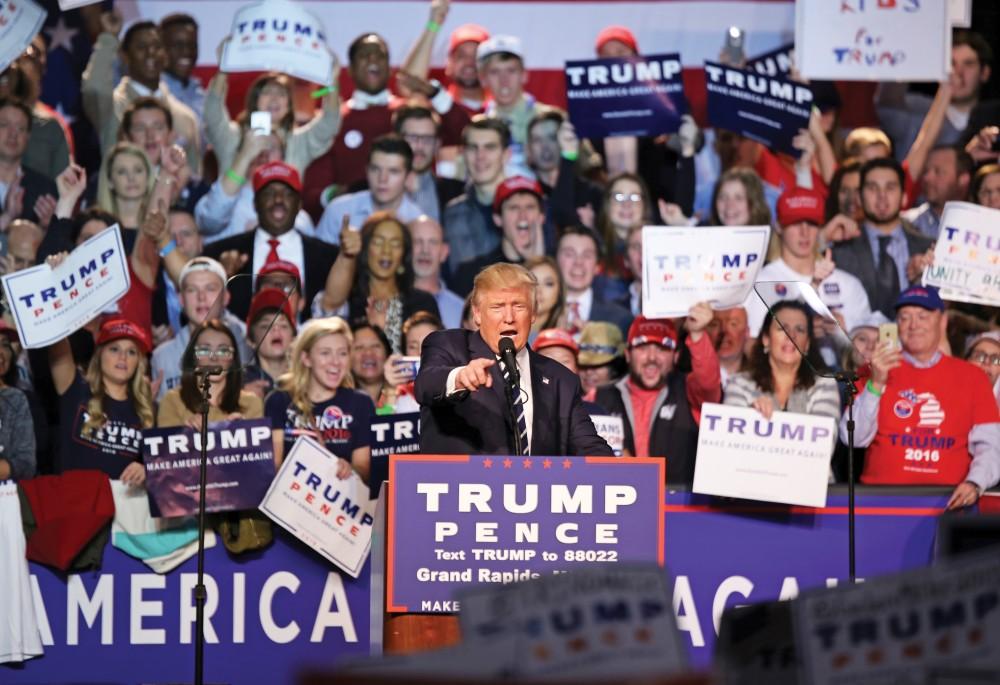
left=477, top=35, right=524, bottom=64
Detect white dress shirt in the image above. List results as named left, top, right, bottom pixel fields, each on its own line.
left=252, top=229, right=306, bottom=288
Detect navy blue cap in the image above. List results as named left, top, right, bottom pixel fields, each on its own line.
left=895, top=286, right=944, bottom=312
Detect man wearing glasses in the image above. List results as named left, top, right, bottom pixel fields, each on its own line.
left=151, top=257, right=251, bottom=401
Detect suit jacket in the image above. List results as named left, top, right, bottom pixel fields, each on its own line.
left=414, top=329, right=613, bottom=457
left=202, top=230, right=339, bottom=321
left=13, top=166, right=58, bottom=225
left=831, top=222, right=933, bottom=316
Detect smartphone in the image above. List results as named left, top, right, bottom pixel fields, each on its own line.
left=250, top=111, right=272, bottom=136
left=724, top=26, right=746, bottom=65
left=878, top=323, right=899, bottom=350
left=394, top=356, right=421, bottom=381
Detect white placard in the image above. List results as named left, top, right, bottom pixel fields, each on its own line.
left=57, top=0, right=102, bottom=9
left=950, top=0, right=972, bottom=27
left=642, top=225, right=770, bottom=319
left=259, top=436, right=375, bottom=577
left=922, top=201, right=1000, bottom=307
left=795, top=0, right=950, bottom=82
left=693, top=403, right=834, bottom=508
left=458, top=565, right=689, bottom=680
left=590, top=414, right=624, bottom=456
left=221, top=0, right=334, bottom=86
left=1, top=225, right=130, bottom=349
left=0, top=0, right=46, bottom=73
left=794, top=551, right=1000, bottom=685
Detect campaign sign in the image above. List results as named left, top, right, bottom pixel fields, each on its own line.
left=369, top=411, right=420, bottom=499
left=590, top=414, right=624, bottom=457
left=704, top=62, right=812, bottom=156
left=1, top=225, right=130, bottom=349
left=565, top=53, right=686, bottom=139
left=922, top=201, right=1000, bottom=307
left=142, top=418, right=275, bottom=517
left=386, top=454, right=664, bottom=613
left=794, top=551, right=1000, bottom=685
left=260, top=436, right=376, bottom=578
left=0, top=0, right=45, bottom=73
left=642, top=225, right=770, bottom=319
left=795, top=0, right=950, bottom=82
left=746, top=43, right=795, bottom=77
left=457, top=565, right=689, bottom=680
left=57, top=0, right=101, bottom=9
left=222, top=0, right=334, bottom=86
left=693, top=403, right=835, bottom=508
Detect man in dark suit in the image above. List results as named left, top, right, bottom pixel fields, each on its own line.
left=831, top=157, right=934, bottom=319
left=202, top=161, right=338, bottom=321
left=557, top=225, right=633, bottom=338
left=414, top=262, right=612, bottom=457
left=0, top=99, right=57, bottom=230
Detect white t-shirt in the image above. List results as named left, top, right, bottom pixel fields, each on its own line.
left=0, top=482, right=43, bottom=664
left=746, top=257, right=874, bottom=337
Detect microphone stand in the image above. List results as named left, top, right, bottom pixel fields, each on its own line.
left=832, top=369, right=859, bottom=584
left=192, top=365, right=223, bottom=685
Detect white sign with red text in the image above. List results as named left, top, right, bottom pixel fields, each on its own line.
left=1, top=225, right=130, bottom=349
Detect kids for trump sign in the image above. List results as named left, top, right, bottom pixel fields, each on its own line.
left=565, top=53, right=687, bottom=139
left=704, top=62, right=813, bottom=156
left=795, top=0, right=950, bottom=82
left=693, top=403, right=836, bottom=508
left=260, top=436, right=376, bottom=578
left=642, top=225, right=770, bottom=319
left=221, top=0, right=334, bottom=86
left=1, top=225, right=130, bottom=349
left=385, top=454, right=665, bottom=614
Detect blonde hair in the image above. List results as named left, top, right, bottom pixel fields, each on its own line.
left=843, top=127, right=892, bottom=158
left=81, top=341, right=154, bottom=437
left=95, top=142, right=156, bottom=223
left=277, top=317, right=355, bottom=426
left=470, top=263, right=538, bottom=312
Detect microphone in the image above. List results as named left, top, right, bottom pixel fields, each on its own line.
left=193, top=365, right=225, bottom=378
left=498, top=336, right=520, bottom=389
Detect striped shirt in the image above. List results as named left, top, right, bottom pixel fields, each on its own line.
left=723, top=372, right=842, bottom=423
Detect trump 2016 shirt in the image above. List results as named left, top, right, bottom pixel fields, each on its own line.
left=265, top=388, right=374, bottom=461
left=861, top=356, right=1000, bottom=485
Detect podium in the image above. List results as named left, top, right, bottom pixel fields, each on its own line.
left=371, top=453, right=667, bottom=655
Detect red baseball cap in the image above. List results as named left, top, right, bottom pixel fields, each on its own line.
left=449, top=23, right=490, bottom=55
left=252, top=161, right=302, bottom=194
left=257, top=259, right=302, bottom=285
left=533, top=328, right=579, bottom=355
left=247, top=287, right=297, bottom=332
left=627, top=316, right=677, bottom=350
left=493, top=176, right=544, bottom=213
left=776, top=187, right=825, bottom=227
left=595, top=26, right=639, bottom=55
left=95, top=317, right=152, bottom=355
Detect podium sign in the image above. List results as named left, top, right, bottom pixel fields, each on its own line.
left=386, top=455, right=664, bottom=613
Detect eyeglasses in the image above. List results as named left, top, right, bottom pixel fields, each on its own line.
left=193, top=345, right=235, bottom=360
left=612, top=192, right=642, bottom=204
left=970, top=351, right=1000, bottom=367
left=403, top=133, right=437, bottom=146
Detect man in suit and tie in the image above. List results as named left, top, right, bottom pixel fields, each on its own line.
left=414, top=262, right=612, bottom=456
left=832, top=157, right=934, bottom=319
left=202, top=161, right=338, bottom=321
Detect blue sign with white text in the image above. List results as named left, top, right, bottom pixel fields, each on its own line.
left=565, top=53, right=687, bottom=139
left=704, top=61, right=813, bottom=156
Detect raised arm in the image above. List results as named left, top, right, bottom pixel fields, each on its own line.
left=399, top=0, right=451, bottom=87
left=319, top=216, right=361, bottom=312
left=904, top=81, right=952, bottom=181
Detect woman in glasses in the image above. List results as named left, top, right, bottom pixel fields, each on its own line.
left=265, top=317, right=372, bottom=482
left=157, top=320, right=262, bottom=428
left=723, top=301, right=841, bottom=429
left=595, top=173, right=653, bottom=296
left=965, top=332, right=1000, bottom=407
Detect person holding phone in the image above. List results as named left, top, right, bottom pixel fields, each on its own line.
left=841, top=286, right=1000, bottom=509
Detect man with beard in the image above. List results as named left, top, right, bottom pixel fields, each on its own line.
left=902, top=145, right=974, bottom=239
left=595, top=311, right=719, bottom=482
left=315, top=134, right=423, bottom=241
left=203, top=161, right=338, bottom=320
left=82, top=11, right=201, bottom=174
left=302, top=32, right=471, bottom=219
left=451, top=176, right=547, bottom=296
left=527, top=109, right=603, bottom=230
left=832, top=158, right=934, bottom=319
left=400, top=0, right=489, bottom=116
left=394, top=105, right=465, bottom=220
left=411, top=215, right=464, bottom=328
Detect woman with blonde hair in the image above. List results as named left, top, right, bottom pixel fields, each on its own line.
left=49, top=317, right=155, bottom=484
left=264, top=317, right=372, bottom=481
